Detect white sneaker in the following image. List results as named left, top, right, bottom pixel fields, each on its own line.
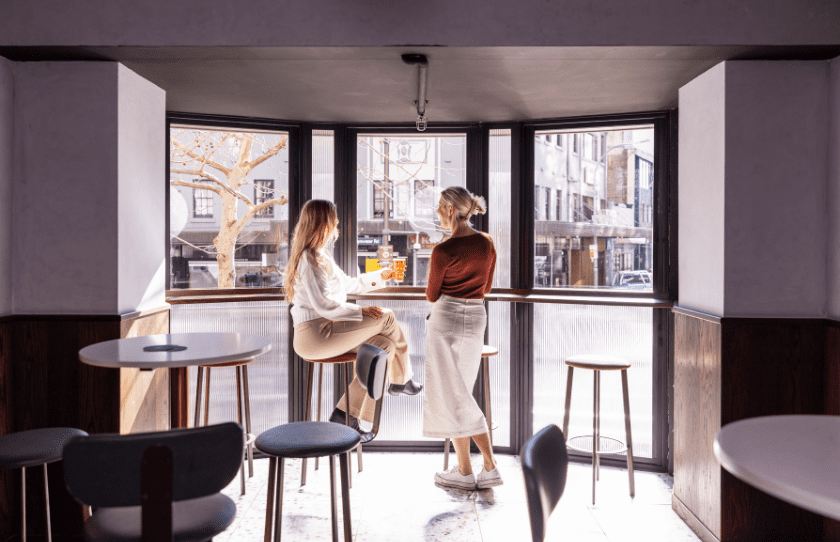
left=476, top=466, right=503, bottom=489
left=434, top=465, right=476, bottom=490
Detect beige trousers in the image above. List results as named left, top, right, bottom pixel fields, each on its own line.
left=293, top=308, right=412, bottom=423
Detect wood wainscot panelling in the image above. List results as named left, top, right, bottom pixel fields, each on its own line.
left=673, top=307, right=722, bottom=541
left=0, top=306, right=169, bottom=542
left=674, top=308, right=840, bottom=542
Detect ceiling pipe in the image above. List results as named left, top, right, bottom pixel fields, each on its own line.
left=401, top=53, right=429, bottom=131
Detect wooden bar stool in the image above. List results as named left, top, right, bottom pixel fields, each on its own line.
left=443, top=345, right=498, bottom=470
left=194, top=358, right=256, bottom=495
left=562, top=354, right=635, bottom=505
left=301, top=352, right=355, bottom=487
left=0, top=427, right=88, bottom=542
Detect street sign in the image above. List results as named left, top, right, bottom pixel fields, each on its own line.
left=589, top=244, right=598, bottom=260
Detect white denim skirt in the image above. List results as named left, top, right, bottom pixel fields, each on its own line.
left=422, top=294, right=489, bottom=438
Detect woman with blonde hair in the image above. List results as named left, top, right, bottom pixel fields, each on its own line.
left=285, top=199, right=422, bottom=436
left=424, top=186, right=501, bottom=490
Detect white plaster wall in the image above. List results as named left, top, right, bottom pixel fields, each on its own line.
left=678, top=63, right=726, bottom=316
left=723, top=61, right=829, bottom=317
left=828, top=56, right=840, bottom=319
left=1, top=0, right=837, bottom=47
left=13, top=62, right=119, bottom=314
left=0, top=58, right=12, bottom=315
left=117, top=65, right=166, bottom=314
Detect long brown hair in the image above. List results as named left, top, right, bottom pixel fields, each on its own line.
left=284, top=199, right=338, bottom=303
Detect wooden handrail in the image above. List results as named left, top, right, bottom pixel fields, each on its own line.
left=165, top=287, right=674, bottom=308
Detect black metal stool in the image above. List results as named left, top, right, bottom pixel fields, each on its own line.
left=443, top=345, right=498, bottom=469
left=300, top=352, right=356, bottom=487
left=0, top=427, right=88, bottom=542
left=562, top=354, right=635, bottom=505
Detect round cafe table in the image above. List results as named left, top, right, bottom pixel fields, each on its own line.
left=79, top=332, right=272, bottom=428
left=714, top=415, right=840, bottom=521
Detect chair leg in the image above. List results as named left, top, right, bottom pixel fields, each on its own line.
left=562, top=366, right=574, bottom=439
left=315, top=363, right=323, bottom=471
left=203, top=367, right=211, bottom=426
left=443, top=438, right=450, bottom=470
left=596, top=371, right=601, bottom=481
left=43, top=464, right=51, bottom=542
left=621, top=369, right=636, bottom=498
left=340, top=452, right=352, bottom=542
left=301, top=362, right=315, bottom=487
left=357, top=443, right=363, bottom=472
left=329, top=455, right=339, bottom=542
left=243, top=365, right=254, bottom=477
left=193, top=366, right=204, bottom=428
left=264, top=458, right=277, bottom=542
left=592, top=370, right=598, bottom=505
left=236, top=368, right=246, bottom=496
left=274, top=459, right=284, bottom=542
left=483, top=356, right=493, bottom=447
left=21, top=467, right=25, bottom=542
left=344, top=362, right=352, bottom=489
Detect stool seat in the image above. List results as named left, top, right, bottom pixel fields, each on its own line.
left=565, top=354, right=630, bottom=371
left=303, top=353, right=356, bottom=364
left=256, top=421, right=361, bottom=459
left=481, top=345, right=499, bottom=357
left=0, top=428, right=88, bottom=469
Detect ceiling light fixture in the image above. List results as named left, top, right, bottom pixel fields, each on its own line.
left=401, top=53, right=428, bottom=131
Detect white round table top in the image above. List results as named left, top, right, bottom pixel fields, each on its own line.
left=714, top=415, right=840, bottom=521
left=79, top=332, right=272, bottom=369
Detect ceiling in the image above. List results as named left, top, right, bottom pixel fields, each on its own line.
left=2, top=46, right=838, bottom=123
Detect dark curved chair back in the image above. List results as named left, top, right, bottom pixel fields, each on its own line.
left=356, top=343, right=388, bottom=401
left=63, top=422, right=244, bottom=507
left=522, top=424, right=569, bottom=542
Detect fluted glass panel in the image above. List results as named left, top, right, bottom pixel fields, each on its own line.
left=312, top=130, right=334, bottom=201
left=489, top=129, right=511, bottom=288
left=487, top=301, right=511, bottom=447
left=533, top=303, right=652, bottom=458
left=170, top=301, right=289, bottom=434
left=355, top=299, right=434, bottom=441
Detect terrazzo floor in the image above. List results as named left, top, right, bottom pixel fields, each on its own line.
left=218, top=452, right=700, bottom=542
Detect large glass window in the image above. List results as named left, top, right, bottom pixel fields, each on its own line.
left=169, top=126, right=289, bottom=289
left=534, top=126, right=654, bottom=290
left=356, top=134, right=466, bottom=286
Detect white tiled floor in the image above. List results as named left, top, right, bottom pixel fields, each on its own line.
left=218, top=452, right=700, bottom=542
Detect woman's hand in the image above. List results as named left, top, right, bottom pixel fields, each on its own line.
left=380, top=266, right=395, bottom=280
left=362, top=306, right=384, bottom=319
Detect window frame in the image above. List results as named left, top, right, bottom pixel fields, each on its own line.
left=254, top=178, right=275, bottom=218
left=191, top=178, right=215, bottom=219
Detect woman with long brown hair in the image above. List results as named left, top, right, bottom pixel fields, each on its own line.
left=285, top=199, right=422, bottom=435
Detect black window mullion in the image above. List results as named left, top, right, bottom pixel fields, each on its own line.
left=334, top=127, right=355, bottom=275
left=287, top=125, right=308, bottom=423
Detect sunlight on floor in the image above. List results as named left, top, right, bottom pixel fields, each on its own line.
left=218, top=452, right=699, bottom=542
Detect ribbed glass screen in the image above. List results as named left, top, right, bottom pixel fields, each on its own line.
left=170, top=301, right=289, bottom=434
left=533, top=303, right=653, bottom=458
left=489, top=128, right=511, bottom=288
left=312, top=130, right=334, bottom=201
left=487, top=301, right=511, bottom=447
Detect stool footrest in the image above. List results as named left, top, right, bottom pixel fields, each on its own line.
left=566, top=435, right=628, bottom=455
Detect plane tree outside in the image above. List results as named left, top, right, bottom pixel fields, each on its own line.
left=170, top=128, right=289, bottom=288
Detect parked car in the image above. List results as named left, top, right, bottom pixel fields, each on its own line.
left=613, top=270, right=652, bottom=290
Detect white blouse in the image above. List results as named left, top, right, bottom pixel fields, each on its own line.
left=290, top=248, right=385, bottom=326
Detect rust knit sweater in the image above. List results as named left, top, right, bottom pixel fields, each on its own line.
left=425, top=232, right=496, bottom=302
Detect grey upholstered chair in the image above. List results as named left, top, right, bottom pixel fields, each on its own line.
left=522, top=424, right=569, bottom=542
left=63, top=422, right=244, bottom=542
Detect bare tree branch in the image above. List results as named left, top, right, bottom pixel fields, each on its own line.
left=171, top=137, right=231, bottom=174
left=170, top=169, right=224, bottom=186
left=247, top=135, right=288, bottom=169
left=171, top=178, right=224, bottom=195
